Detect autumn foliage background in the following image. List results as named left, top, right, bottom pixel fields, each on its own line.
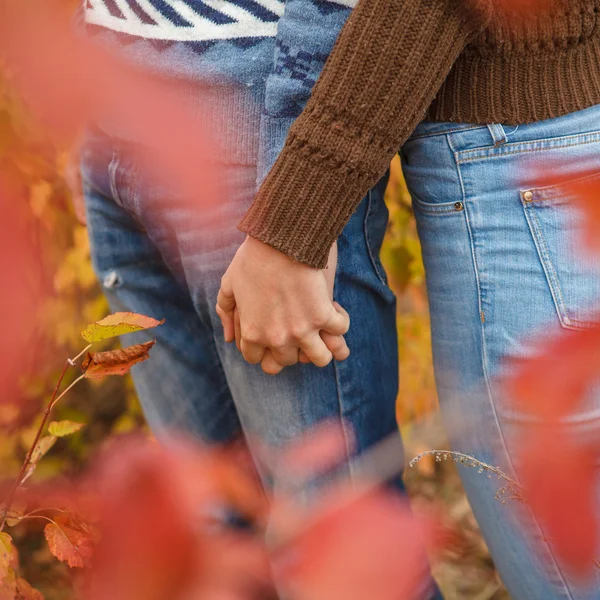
left=3, top=1, right=600, bottom=598
left=0, top=68, right=509, bottom=596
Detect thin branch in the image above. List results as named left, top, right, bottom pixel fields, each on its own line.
left=0, top=351, right=87, bottom=532
left=50, top=375, right=85, bottom=409
left=68, top=344, right=92, bottom=366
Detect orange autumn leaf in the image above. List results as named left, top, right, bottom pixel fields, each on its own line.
left=16, top=578, right=43, bottom=600
left=81, top=341, right=156, bottom=380
left=44, top=516, right=94, bottom=568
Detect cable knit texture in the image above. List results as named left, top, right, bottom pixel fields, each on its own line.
left=239, top=0, right=600, bottom=268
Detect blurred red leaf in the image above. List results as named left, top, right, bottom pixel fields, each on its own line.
left=519, top=427, right=597, bottom=576
left=81, top=341, right=155, bottom=380
left=275, top=489, right=435, bottom=600
left=506, top=326, right=600, bottom=575
left=88, top=437, right=270, bottom=600
left=44, top=515, right=94, bottom=568
left=0, top=174, right=41, bottom=407
left=506, top=326, right=600, bottom=419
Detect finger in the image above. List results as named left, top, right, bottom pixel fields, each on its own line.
left=298, top=351, right=311, bottom=364
left=321, top=332, right=350, bottom=362
left=217, top=274, right=236, bottom=313
left=261, top=350, right=285, bottom=376
left=240, top=338, right=266, bottom=365
left=216, top=303, right=235, bottom=343
left=270, top=344, right=300, bottom=367
left=321, top=302, right=350, bottom=336
left=300, top=333, right=333, bottom=368
left=234, top=308, right=242, bottom=353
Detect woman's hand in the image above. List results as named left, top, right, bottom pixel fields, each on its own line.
left=216, top=237, right=350, bottom=374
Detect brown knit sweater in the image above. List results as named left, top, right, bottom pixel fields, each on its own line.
left=239, top=0, right=600, bottom=269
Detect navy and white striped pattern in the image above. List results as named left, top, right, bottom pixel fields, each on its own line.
left=85, top=0, right=356, bottom=41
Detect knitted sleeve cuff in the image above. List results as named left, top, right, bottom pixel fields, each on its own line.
left=239, top=0, right=492, bottom=269
left=238, top=142, right=382, bottom=269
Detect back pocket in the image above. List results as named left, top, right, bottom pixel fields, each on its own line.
left=521, top=171, right=600, bottom=329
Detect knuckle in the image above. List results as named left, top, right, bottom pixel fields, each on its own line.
left=290, top=324, right=310, bottom=341
left=242, top=324, right=262, bottom=344
left=266, top=329, right=288, bottom=349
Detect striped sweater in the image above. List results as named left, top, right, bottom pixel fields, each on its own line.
left=82, top=0, right=356, bottom=179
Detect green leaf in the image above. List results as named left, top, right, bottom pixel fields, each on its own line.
left=48, top=421, right=84, bottom=438
left=81, top=312, right=164, bottom=343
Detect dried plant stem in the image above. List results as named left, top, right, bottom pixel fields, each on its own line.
left=0, top=347, right=88, bottom=532
left=51, top=375, right=85, bottom=409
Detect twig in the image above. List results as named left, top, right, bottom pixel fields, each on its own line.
left=0, top=347, right=88, bottom=531
left=51, top=375, right=85, bottom=409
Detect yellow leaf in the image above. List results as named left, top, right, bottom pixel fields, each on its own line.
left=30, top=436, right=57, bottom=464
left=22, top=436, right=58, bottom=484
left=48, top=421, right=84, bottom=438
left=81, top=312, right=164, bottom=343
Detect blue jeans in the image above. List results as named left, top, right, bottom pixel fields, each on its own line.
left=82, top=121, right=446, bottom=597
left=403, top=103, right=600, bottom=599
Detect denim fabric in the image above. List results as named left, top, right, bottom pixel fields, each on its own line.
left=403, top=103, right=600, bottom=599
left=81, top=120, right=403, bottom=479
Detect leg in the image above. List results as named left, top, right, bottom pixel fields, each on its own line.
left=404, top=105, right=600, bottom=599
left=82, top=125, right=242, bottom=444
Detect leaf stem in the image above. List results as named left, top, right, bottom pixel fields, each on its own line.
left=50, top=375, right=85, bottom=410
left=68, top=344, right=91, bottom=366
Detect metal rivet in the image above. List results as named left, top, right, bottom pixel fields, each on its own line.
left=523, top=191, right=534, bottom=203
left=454, top=202, right=464, bottom=211
left=103, top=271, right=119, bottom=289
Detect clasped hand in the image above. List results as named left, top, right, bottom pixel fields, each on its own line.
left=216, top=237, right=350, bottom=375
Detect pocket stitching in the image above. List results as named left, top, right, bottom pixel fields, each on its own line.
left=522, top=191, right=595, bottom=330
left=458, top=132, right=600, bottom=163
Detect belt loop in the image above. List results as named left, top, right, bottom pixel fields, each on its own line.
left=487, top=123, right=508, bottom=146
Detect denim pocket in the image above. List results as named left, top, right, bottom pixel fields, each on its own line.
left=521, top=171, right=600, bottom=329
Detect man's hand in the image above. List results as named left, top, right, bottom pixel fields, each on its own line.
left=216, top=237, right=350, bottom=374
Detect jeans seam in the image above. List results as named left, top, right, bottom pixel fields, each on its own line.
left=408, top=125, right=486, bottom=141
left=332, top=271, right=358, bottom=480
left=363, top=188, right=388, bottom=285
left=457, top=133, right=600, bottom=163
left=108, top=144, right=124, bottom=208
left=448, top=132, right=576, bottom=599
